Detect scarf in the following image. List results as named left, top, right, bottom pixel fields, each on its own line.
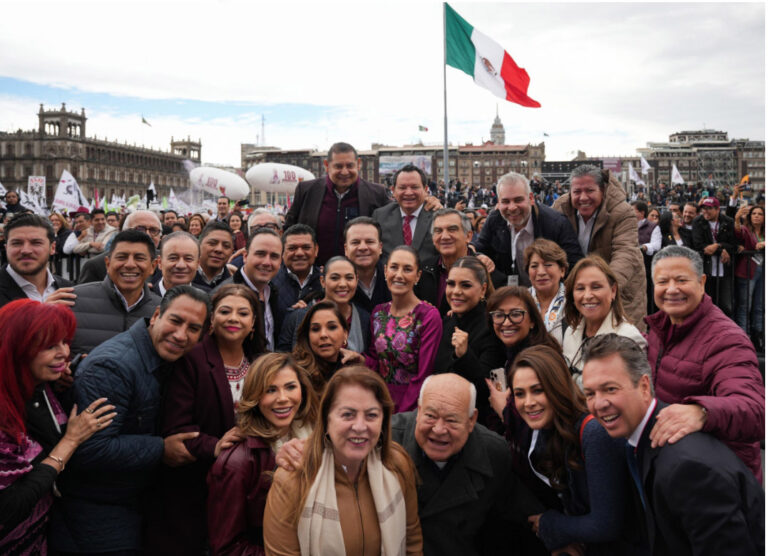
left=347, top=305, right=365, bottom=353
left=298, top=448, right=407, bottom=556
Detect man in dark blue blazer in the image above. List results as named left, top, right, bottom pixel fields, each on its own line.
left=582, top=334, right=764, bottom=556
left=473, top=172, right=582, bottom=286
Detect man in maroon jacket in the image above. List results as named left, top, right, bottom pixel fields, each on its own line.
left=644, top=245, right=764, bottom=480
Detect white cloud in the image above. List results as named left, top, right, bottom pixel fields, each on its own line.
left=0, top=1, right=763, bottom=166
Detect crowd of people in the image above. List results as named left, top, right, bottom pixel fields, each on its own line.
left=0, top=141, right=764, bottom=556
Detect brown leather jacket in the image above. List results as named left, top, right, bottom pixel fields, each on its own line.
left=263, top=448, right=423, bottom=556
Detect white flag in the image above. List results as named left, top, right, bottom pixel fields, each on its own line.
left=52, top=170, right=88, bottom=213
left=628, top=163, right=645, bottom=186
left=148, top=182, right=157, bottom=195
left=0, top=180, right=6, bottom=197
left=640, top=155, right=651, bottom=175
left=168, top=188, right=178, bottom=210
left=671, top=164, right=685, bottom=185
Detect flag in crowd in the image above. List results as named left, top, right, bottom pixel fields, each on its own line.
left=628, top=163, right=645, bottom=186
left=51, top=170, right=89, bottom=213
left=671, top=163, right=685, bottom=185
left=640, top=155, right=652, bottom=175
left=445, top=3, right=540, bottom=108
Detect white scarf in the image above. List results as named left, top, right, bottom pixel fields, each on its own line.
left=298, top=448, right=407, bottom=556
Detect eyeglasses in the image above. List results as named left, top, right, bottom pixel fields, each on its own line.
left=132, top=225, right=162, bottom=237
left=489, top=309, right=527, bottom=325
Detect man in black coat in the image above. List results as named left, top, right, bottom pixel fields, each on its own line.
left=691, top=197, right=737, bottom=316
left=343, top=216, right=391, bottom=313
left=582, top=334, right=764, bottom=556
left=0, top=213, right=73, bottom=308
left=473, top=173, right=582, bottom=286
left=391, top=373, right=544, bottom=556
left=284, top=142, right=390, bottom=265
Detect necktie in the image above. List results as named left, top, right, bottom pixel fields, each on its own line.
left=403, top=214, right=414, bottom=246
left=625, top=443, right=646, bottom=508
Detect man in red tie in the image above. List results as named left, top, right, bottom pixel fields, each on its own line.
left=373, top=163, right=439, bottom=266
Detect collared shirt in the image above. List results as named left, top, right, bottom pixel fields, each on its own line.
left=286, top=266, right=314, bottom=290
left=638, top=220, right=663, bottom=255
left=509, top=214, right=535, bottom=271
left=399, top=203, right=424, bottom=239
left=240, top=269, right=274, bottom=351
left=196, top=265, right=227, bottom=286
left=708, top=220, right=725, bottom=277
left=628, top=398, right=658, bottom=449
left=359, top=268, right=378, bottom=300
left=577, top=213, right=598, bottom=256
left=113, top=284, right=145, bottom=312
left=6, top=265, right=57, bottom=302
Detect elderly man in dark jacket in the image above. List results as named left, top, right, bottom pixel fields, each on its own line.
left=49, top=286, right=210, bottom=554
left=391, top=373, right=544, bottom=556
left=69, top=230, right=161, bottom=357
left=474, top=172, right=582, bottom=287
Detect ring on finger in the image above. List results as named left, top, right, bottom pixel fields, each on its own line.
left=86, top=408, right=95, bottom=414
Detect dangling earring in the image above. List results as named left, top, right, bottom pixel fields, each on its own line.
left=343, top=335, right=348, bottom=348
left=376, top=434, right=384, bottom=449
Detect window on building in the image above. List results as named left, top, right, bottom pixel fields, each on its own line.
left=6, top=144, right=14, bottom=156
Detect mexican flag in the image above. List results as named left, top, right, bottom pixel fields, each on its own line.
left=445, top=3, right=540, bottom=108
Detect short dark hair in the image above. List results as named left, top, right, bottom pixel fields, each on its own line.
left=159, top=231, right=200, bottom=257
left=108, top=229, right=157, bottom=259
left=327, top=142, right=358, bottom=162
left=582, top=333, right=653, bottom=396
left=283, top=223, right=317, bottom=245
left=393, top=163, right=427, bottom=188
left=218, top=195, right=229, bottom=202
left=159, top=285, right=211, bottom=322
left=343, top=216, right=382, bottom=242
left=74, top=212, right=91, bottom=221
left=91, top=208, right=106, bottom=217
left=389, top=244, right=421, bottom=269
left=199, top=220, right=233, bottom=242
left=247, top=227, right=282, bottom=251
left=631, top=200, right=648, bottom=218
left=106, top=211, right=119, bottom=219
left=5, top=213, right=55, bottom=243
left=163, top=209, right=178, bottom=217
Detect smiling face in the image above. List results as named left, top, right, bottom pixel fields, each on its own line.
left=682, top=204, right=697, bottom=225
left=283, top=233, right=318, bottom=276
left=243, top=234, right=283, bottom=288
left=322, top=259, right=357, bottom=305
left=652, top=256, right=705, bottom=324
left=30, top=340, right=70, bottom=385
left=259, top=367, right=303, bottom=435
left=6, top=225, right=54, bottom=277
left=569, top=176, right=604, bottom=221
left=572, top=265, right=616, bottom=327
left=583, top=353, right=652, bottom=439
left=160, top=237, right=199, bottom=287
left=497, top=180, right=535, bottom=231
left=200, top=230, right=234, bottom=274
left=344, top=224, right=382, bottom=271
left=327, top=384, right=383, bottom=469
left=393, top=170, right=428, bottom=215
left=211, top=294, right=255, bottom=346
left=324, top=151, right=360, bottom=192
left=491, top=296, right=533, bottom=347
left=512, top=367, right=554, bottom=430
left=384, top=249, right=420, bottom=296
left=106, top=241, right=156, bottom=299
left=432, top=213, right=472, bottom=261
left=415, top=376, right=477, bottom=462
left=148, top=295, right=207, bottom=361
left=527, top=253, right=565, bottom=300
left=217, top=197, right=230, bottom=218
left=308, top=309, right=347, bottom=362
left=188, top=218, right=203, bottom=236
left=445, top=266, right=486, bottom=315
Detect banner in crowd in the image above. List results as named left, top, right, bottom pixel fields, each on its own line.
left=671, top=164, right=685, bottom=185
left=628, top=163, right=645, bottom=186
left=379, top=155, right=432, bottom=176
left=640, top=155, right=652, bottom=175
left=51, top=170, right=88, bottom=213
left=27, top=176, right=46, bottom=209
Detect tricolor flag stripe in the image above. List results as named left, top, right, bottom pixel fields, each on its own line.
left=445, top=3, right=540, bottom=108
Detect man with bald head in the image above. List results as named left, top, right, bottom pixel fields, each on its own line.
left=391, top=373, right=543, bottom=556
left=77, top=210, right=164, bottom=284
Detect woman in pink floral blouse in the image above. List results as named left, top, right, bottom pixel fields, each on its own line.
left=365, top=245, right=442, bottom=412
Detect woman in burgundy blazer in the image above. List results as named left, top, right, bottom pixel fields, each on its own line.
left=146, top=284, right=265, bottom=555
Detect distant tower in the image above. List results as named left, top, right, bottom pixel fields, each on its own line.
left=39, top=103, right=86, bottom=138
left=490, top=105, right=505, bottom=145
left=171, top=136, right=202, bottom=162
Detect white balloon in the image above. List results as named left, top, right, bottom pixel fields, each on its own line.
left=189, top=167, right=250, bottom=201
left=246, top=163, right=315, bottom=194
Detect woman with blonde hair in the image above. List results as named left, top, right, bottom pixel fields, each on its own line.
left=562, top=256, right=646, bottom=385
left=207, top=352, right=318, bottom=555
left=263, top=366, right=422, bottom=555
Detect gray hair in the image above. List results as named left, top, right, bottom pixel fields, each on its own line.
left=123, top=210, right=161, bottom=230
left=497, top=172, right=531, bottom=195
left=569, top=164, right=607, bottom=190
left=651, top=245, right=703, bottom=279
left=430, top=208, right=473, bottom=235
left=418, top=375, right=477, bottom=418
left=582, top=333, right=654, bottom=397
left=248, top=209, right=280, bottom=228
left=159, top=231, right=200, bottom=257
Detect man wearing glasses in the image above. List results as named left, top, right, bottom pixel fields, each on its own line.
left=77, top=210, right=164, bottom=284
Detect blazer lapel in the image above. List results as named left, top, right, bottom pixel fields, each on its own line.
left=307, top=181, right=326, bottom=229
left=203, top=336, right=235, bottom=421
left=636, top=401, right=665, bottom=552
left=0, top=267, right=26, bottom=301
left=412, top=208, right=431, bottom=252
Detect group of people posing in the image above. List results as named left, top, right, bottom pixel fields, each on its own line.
left=0, top=144, right=764, bottom=556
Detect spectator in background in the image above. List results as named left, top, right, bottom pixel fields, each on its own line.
left=72, top=209, right=117, bottom=257
left=188, top=214, right=206, bottom=238
left=733, top=204, right=764, bottom=350
left=216, top=196, right=230, bottom=223
left=227, top=212, right=247, bottom=251
left=49, top=212, right=73, bottom=258
left=63, top=209, right=91, bottom=255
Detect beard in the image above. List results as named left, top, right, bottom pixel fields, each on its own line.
left=11, top=258, right=48, bottom=277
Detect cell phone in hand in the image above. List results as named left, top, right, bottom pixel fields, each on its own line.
left=489, top=368, right=507, bottom=392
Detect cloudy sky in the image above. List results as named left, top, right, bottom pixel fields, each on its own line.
left=0, top=1, right=764, bottom=167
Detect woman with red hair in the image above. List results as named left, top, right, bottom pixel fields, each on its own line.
left=0, top=299, right=115, bottom=555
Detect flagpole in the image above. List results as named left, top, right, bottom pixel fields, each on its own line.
left=442, top=2, right=450, bottom=188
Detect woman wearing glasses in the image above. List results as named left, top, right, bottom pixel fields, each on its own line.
left=561, top=256, right=646, bottom=387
